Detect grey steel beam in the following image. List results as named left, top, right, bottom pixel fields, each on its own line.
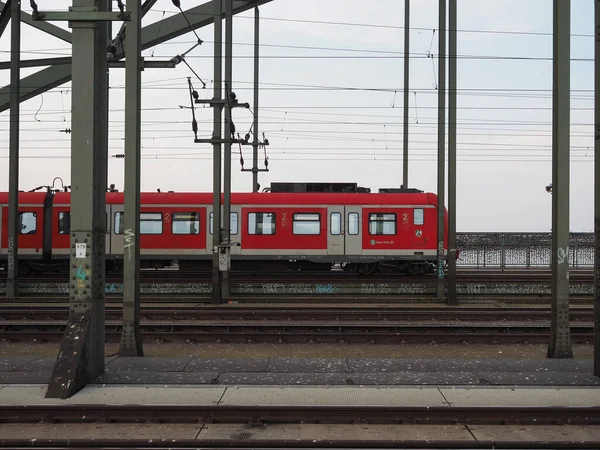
left=0, top=1, right=72, bottom=43
left=0, top=64, right=72, bottom=113
left=436, top=0, right=446, bottom=300
left=6, top=0, right=19, bottom=299
left=0, top=57, right=175, bottom=70
left=547, top=0, right=573, bottom=359
left=594, top=0, right=600, bottom=375
left=212, top=0, right=223, bottom=304
left=0, top=57, right=70, bottom=69
left=46, top=0, right=110, bottom=398
left=33, top=10, right=129, bottom=21
left=222, top=0, right=233, bottom=299
left=0, top=0, right=273, bottom=113
left=252, top=4, right=260, bottom=192
left=141, top=0, right=273, bottom=50
left=402, top=0, right=409, bottom=189
left=119, top=0, right=143, bottom=357
left=447, top=0, right=457, bottom=305
left=107, top=0, right=158, bottom=60
left=0, top=0, right=11, bottom=39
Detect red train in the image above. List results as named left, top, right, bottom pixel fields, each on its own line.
left=0, top=183, right=449, bottom=276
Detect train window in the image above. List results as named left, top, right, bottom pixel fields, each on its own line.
left=140, top=213, right=163, bottom=234
left=248, top=212, right=276, bottom=235
left=369, top=213, right=396, bottom=235
left=114, top=212, right=163, bottom=234
left=330, top=212, right=342, bottom=235
left=414, top=208, right=424, bottom=226
left=293, top=213, right=321, bottom=235
left=114, top=212, right=124, bottom=234
left=348, top=213, right=359, bottom=235
left=19, top=212, right=37, bottom=234
left=209, top=212, right=239, bottom=235
left=58, top=212, right=71, bottom=234
left=172, top=212, right=200, bottom=235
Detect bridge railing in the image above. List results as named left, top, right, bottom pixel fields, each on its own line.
left=456, top=233, right=594, bottom=270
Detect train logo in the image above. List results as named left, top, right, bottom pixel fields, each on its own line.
left=415, top=230, right=423, bottom=237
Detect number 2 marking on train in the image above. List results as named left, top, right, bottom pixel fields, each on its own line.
left=403, top=213, right=408, bottom=222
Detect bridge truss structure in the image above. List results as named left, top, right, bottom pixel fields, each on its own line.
left=0, top=0, right=599, bottom=397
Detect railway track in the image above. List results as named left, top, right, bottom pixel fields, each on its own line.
left=0, top=304, right=594, bottom=322
left=0, top=269, right=595, bottom=284
left=0, top=403, right=598, bottom=427
left=0, top=306, right=594, bottom=344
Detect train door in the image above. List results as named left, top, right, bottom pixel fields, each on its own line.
left=105, top=206, right=112, bottom=257
left=0, top=205, right=3, bottom=255
left=205, top=205, right=213, bottom=256
left=110, top=204, right=124, bottom=256
left=327, top=206, right=344, bottom=255
left=230, top=205, right=242, bottom=255
left=344, top=206, right=362, bottom=255
left=206, top=205, right=241, bottom=255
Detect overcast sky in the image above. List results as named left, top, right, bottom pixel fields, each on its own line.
left=0, top=0, right=596, bottom=233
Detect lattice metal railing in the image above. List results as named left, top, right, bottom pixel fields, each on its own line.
left=456, top=233, right=595, bottom=269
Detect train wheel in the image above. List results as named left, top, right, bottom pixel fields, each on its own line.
left=407, top=263, right=427, bottom=276
left=357, top=263, right=376, bottom=275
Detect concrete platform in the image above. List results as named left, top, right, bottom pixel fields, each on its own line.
left=0, top=355, right=598, bottom=386
left=1, top=385, right=600, bottom=407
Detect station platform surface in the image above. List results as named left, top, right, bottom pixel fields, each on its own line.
left=2, top=356, right=600, bottom=446
left=1, top=383, right=600, bottom=446
left=0, top=383, right=599, bottom=407
left=1, top=355, right=599, bottom=386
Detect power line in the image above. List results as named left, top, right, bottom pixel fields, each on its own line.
left=142, top=9, right=594, bottom=38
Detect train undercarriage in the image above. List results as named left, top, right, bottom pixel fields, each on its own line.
left=1, top=257, right=441, bottom=277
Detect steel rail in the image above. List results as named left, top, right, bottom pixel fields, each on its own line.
left=0, top=305, right=594, bottom=322
left=0, top=440, right=598, bottom=449
left=0, top=319, right=593, bottom=344
left=0, top=404, right=599, bottom=426
left=0, top=270, right=595, bottom=284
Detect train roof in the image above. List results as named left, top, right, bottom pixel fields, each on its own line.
left=0, top=191, right=440, bottom=207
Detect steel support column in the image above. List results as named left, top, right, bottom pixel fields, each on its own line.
left=0, top=0, right=12, bottom=39
left=211, top=0, right=223, bottom=303
left=252, top=4, right=260, bottom=193
left=222, top=0, right=233, bottom=299
left=547, top=0, right=573, bottom=359
left=447, top=0, right=457, bottom=305
left=402, top=0, right=409, bottom=188
left=120, top=0, right=143, bottom=357
left=594, top=0, right=600, bottom=375
left=45, top=0, right=110, bottom=398
left=6, top=0, right=19, bottom=298
left=436, top=0, right=447, bottom=300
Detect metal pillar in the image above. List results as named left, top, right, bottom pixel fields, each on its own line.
left=547, top=0, right=573, bottom=359
left=211, top=0, right=223, bottom=303
left=222, top=0, right=233, bottom=299
left=402, top=0, right=409, bottom=189
left=436, top=0, right=446, bottom=300
left=6, top=0, right=19, bottom=298
left=119, top=0, right=143, bottom=357
left=594, top=0, right=600, bottom=375
left=252, top=4, right=260, bottom=193
left=44, top=0, right=113, bottom=398
left=447, top=0, right=457, bottom=305
left=0, top=1, right=12, bottom=44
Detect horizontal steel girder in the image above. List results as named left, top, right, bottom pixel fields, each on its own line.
left=0, top=1, right=72, bottom=43
left=0, top=0, right=273, bottom=113
left=0, top=57, right=175, bottom=70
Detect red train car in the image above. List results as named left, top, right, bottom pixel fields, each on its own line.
left=0, top=184, right=448, bottom=276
